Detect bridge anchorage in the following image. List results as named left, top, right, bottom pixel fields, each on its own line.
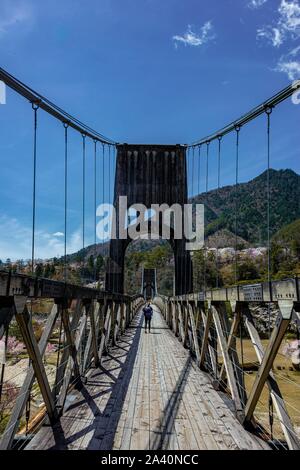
left=0, top=67, right=299, bottom=451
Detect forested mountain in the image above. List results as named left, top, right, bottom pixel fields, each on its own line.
left=191, top=169, right=300, bottom=245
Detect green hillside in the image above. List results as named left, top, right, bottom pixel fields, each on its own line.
left=191, top=169, right=300, bottom=245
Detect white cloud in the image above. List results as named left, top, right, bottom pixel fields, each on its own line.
left=248, top=0, right=268, bottom=9
left=257, top=0, right=300, bottom=47
left=279, top=0, right=300, bottom=34
left=0, top=215, right=82, bottom=261
left=53, top=232, right=64, bottom=237
left=0, top=0, right=33, bottom=35
left=173, top=21, right=216, bottom=48
left=257, top=26, right=284, bottom=46
left=276, top=45, right=300, bottom=78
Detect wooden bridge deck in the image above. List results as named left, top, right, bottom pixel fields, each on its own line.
left=27, top=306, right=269, bottom=450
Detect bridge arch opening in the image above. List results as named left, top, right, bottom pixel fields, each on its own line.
left=124, top=237, right=175, bottom=297
left=105, top=144, right=193, bottom=295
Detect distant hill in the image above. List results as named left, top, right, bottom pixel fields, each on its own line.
left=65, top=168, right=300, bottom=262
left=191, top=169, right=300, bottom=245
left=272, top=218, right=300, bottom=252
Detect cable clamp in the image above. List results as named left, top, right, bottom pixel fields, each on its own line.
left=63, top=121, right=70, bottom=129
left=264, top=104, right=273, bottom=115
left=31, top=101, right=40, bottom=110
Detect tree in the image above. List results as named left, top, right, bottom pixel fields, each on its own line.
left=0, top=382, right=18, bottom=420
left=193, top=250, right=219, bottom=289
left=50, top=263, right=56, bottom=277
left=95, top=254, right=104, bottom=279
left=270, top=241, right=284, bottom=275
left=237, top=258, right=260, bottom=281
left=88, top=255, right=94, bottom=276
left=35, top=263, right=43, bottom=277
left=16, top=259, right=24, bottom=273
left=44, top=264, right=51, bottom=279
left=7, top=336, right=24, bottom=356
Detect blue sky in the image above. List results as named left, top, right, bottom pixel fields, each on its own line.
left=0, top=0, right=299, bottom=260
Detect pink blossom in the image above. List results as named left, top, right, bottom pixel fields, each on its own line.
left=282, top=340, right=300, bottom=358
left=46, top=343, right=57, bottom=354
left=7, top=336, right=24, bottom=355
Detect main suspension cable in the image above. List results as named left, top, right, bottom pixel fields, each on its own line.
left=187, top=81, right=300, bottom=148
left=0, top=67, right=116, bottom=145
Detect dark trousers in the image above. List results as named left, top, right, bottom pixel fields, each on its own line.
left=145, top=318, right=151, bottom=331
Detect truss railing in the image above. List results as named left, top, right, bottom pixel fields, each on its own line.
left=0, top=270, right=144, bottom=449
left=154, top=277, right=300, bottom=450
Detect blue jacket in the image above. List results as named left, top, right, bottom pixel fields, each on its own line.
left=143, top=305, right=153, bottom=320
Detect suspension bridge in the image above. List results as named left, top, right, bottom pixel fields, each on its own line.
left=0, top=67, right=300, bottom=450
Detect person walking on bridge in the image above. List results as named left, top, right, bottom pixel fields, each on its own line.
left=143, top=303, right=153, bottom=333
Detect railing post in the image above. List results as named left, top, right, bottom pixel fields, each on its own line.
left=88, top=299, right=100, bottom=368
left=199, top=304, right=212, bottom=369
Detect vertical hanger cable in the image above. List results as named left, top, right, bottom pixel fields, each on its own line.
left=94, top=139, right=98, bottom=281
left=234, top=126, right=241, bottom=284
left=82, top=133, right=86, bottom=253
left=63, top=123, right=69, bottom=282
left=266, top=106, right=273, bottom=338
left=216, top=136, right=222, bottom=288
left=31, top=103, right=39, bottom=275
